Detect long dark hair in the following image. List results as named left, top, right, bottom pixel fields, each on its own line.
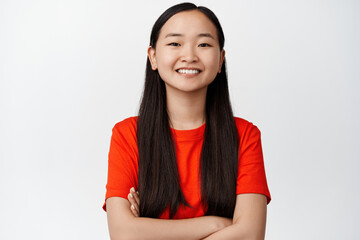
left=137, top=2, right=238, bottom=219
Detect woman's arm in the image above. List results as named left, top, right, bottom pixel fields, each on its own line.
left=202, top=193, right=267, bottom=240
left=106, top=197, right=232, bottom=240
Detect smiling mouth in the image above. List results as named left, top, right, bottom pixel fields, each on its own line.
left=176, top=68, right=201, bottom=75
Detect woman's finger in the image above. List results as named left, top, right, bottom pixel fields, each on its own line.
left=130, top=188, right=140, bottom=206
left=128, top=193, right=140, bottom=217
left=130, top=204, right=139, bottom=217
left=128, top=193, right=139, bottom=210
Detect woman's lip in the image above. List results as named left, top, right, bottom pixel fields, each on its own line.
left=176, top=68, right=202, bottom=71
left=176, top=70, right=201, bottom=77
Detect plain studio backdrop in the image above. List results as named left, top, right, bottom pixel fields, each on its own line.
left=0, top=0, right=359, bottom=239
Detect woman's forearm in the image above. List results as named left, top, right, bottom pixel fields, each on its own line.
left=202, top=223, right=259, bottom=240
left=112, top=215, right=231, bottom=240
left=202, top=194, right=267, bottom=240
left=107, top=197, right=231, bottom=240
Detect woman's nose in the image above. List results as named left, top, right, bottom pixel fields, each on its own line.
left=180, top=46, right=198, bottom=62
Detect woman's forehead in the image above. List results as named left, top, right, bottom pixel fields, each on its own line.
left=158, top=10, right=218, bottom=40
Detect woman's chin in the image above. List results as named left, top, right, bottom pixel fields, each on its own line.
left=164, top=83, right=208, bottom=94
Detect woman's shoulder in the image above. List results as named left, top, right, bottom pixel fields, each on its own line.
left=112, top=116, right=138, bottom=137
left=233, top=116, right=261, bottom=136
left=114, top=116, right=138, bottom=127
left=233, top=116, right=258, bottom=128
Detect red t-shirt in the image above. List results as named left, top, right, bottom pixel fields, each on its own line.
left=103, top=116, right=271, bottom=219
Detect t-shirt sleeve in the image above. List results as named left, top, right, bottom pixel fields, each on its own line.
left=236, top=122, right=271, bottom=204
left=102, top=120, right=139, bottom=211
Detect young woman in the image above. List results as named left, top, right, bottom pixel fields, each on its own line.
left=103, top=2, right=271, bottom=239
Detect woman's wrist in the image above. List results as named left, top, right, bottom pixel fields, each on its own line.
left=207, top=216, right=233, bottom=233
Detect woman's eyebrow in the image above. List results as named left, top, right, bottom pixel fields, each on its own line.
left=165, top=33, right=215, bottom=39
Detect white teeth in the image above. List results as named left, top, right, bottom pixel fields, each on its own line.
left=177, top=69, right=200, bottom=74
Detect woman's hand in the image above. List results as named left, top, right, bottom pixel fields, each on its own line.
left=127, top=187, right=140, bottom=217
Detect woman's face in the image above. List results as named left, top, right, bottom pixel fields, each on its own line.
left=148, top=10, right=225, bottom=94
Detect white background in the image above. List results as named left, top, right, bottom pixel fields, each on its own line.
left=1, top=0, right=359, bottom=239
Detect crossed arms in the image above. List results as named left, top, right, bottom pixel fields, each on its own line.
left=106, top=192, right=267, bottom=240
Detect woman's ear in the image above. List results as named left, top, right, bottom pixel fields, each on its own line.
left=147, top=46, right=157, bottom=70
left=218, top=49, right=225, bottom=73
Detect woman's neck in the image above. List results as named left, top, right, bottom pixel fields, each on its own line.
left=166, top=86, right=207, bottom=130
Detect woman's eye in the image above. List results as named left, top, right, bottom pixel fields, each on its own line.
left=199, top=43, right=211, bottom=47
left=168, top=42, right=180, bottom=46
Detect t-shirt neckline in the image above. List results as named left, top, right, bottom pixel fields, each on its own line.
left=170, top=123, right=205, bottom=141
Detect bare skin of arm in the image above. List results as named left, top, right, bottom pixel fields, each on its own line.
left=106, top=189, right=232, bottom=240
left=202, top=194, right=267, bottom=240
left=127, top=188, right=267, bottom=240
